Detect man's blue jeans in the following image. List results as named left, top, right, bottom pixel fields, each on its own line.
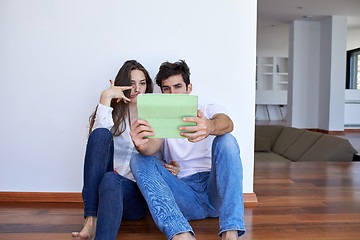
left=130, top=133, right=245, bottom=240
left=82, top=128, right=147, bottom=240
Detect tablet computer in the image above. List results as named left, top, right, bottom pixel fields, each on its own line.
left=137, top=94, right=198, bottom=138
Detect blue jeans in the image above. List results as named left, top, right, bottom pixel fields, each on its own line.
left=82, top=128, right=147, bottom=240
left=95, top=172, right=147, bottom=239
left=130, top=133, right=245, bottom=240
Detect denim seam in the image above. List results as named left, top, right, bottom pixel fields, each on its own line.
left=214, top=150, right=224, bottom=201
left=104, top=138, right=114, bottom=174
left=97, top=137, right=113, bottom=197
left=197, top=174, right=205, bottom=207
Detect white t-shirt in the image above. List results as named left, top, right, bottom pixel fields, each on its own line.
left=161, top=104, right=227, bottom=179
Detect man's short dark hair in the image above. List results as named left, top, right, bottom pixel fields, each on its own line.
left=155, top=60, right=190, bottom=88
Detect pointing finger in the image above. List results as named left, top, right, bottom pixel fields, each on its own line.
left=119, top=86, right=133, bottom=90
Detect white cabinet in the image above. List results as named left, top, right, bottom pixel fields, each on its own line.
left=256, top=57, right=288, bottom=121
left=256, top=57, right=288, bottom=90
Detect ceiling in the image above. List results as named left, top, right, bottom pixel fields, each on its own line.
left=257, top=0, right=360, bottom=31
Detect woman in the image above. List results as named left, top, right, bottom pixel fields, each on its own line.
left=72, top=60, right=180, bottom=240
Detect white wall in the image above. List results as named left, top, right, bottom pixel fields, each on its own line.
left=318, top=18, right=332, bottom=130
left=0, top=0, right=257, bottom=193
left=318, top=16, right=347, bottom=131
left=287, top=21, right=321, bottom=129
left=345, top=21, right=360, bottom=128
left=347, top=28, right=360, bottom=50
left=256, top=24, right=289, bottom=57
left=257, top=20, right=358, bottom=61
left=327, top=16, right=347, bottom=131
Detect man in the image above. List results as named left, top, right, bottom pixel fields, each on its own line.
left=130, top=60, right=245, bottom=240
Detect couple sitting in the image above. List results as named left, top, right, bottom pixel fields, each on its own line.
left=72, top=60, right=245, bottom=240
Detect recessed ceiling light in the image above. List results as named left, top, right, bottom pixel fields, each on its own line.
left=297, top=6, right=303, bottom=10
left=303, top=15, right=312, bottom=20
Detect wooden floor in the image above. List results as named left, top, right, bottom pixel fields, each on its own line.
left=1, top=162, right=360, bottom=239
left=249, top=162, right=360, bottom=240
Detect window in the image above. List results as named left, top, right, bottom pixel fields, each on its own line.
left=346, top=48, right=360, bottom=89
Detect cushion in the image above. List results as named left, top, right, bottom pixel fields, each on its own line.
left=272, top=127, right=306, bottom=155
left=282, top=131, right=323, bottom=161
left=255, top=125, right=284, bottom=147
left=255, top=136, right=272, bottom=152
left=297, top=134, right=358, bottom=162
left=254, top=152, right=292, bottom=162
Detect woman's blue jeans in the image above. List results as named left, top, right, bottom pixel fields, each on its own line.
left=82, top=128, right=147, bottom=240
left=130, top=133, right=245, bottom=240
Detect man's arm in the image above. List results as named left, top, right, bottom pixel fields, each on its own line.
left=130, top=119, right=163, bottom=155
left=179, top=110, right=233, bottom=143
left=208, top=112, right=234, bottom=135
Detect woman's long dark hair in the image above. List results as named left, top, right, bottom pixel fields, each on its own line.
left=89, top=60, right=153, bottom=136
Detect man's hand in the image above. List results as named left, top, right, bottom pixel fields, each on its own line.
left=179, top=110, right=233, bottom=143
left=179, top=110, right=214, bottom=143
left=130, top=119, right=155, bottom=151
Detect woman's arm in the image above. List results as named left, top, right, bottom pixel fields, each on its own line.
left=91, top=80, right=133, bottom=132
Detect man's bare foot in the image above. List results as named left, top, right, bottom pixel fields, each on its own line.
left=221, top=230, right=238, bottom=240
left=171, top=232, right=195, bottom=240
left=71, top=216, right=97, bottom=240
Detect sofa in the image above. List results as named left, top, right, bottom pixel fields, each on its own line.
left=255, top=125, right=358, bottom=162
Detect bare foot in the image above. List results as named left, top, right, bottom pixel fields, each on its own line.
left=221, top=230, right=238, bottom=240
left=172, top=232, right=195, bottom=240
left=71, top=216, right=97, bottom=240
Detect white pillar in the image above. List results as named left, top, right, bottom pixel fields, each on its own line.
left=288, top=16, right=347, bottom=131
left=287, top=20, right=321, bottom=129
left=319, top=16, right=347, bottom=131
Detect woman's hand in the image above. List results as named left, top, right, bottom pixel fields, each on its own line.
left=99, top=80, right=133, bottom=107
left=130, top=119, right=163, bottom=156
left=164, top=160, right=180, bottom=177
left=130, top=119, right=155, bottom=149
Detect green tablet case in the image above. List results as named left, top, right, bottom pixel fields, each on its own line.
left=137, top=94, right=198, bottom=138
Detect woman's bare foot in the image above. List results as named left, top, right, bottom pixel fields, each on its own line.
left=71, top=216, right=97, bottom=240
left=221, top=230, right=238, bottom=240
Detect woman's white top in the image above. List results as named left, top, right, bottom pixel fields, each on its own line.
left=92, top=103, right=138, bottom=181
